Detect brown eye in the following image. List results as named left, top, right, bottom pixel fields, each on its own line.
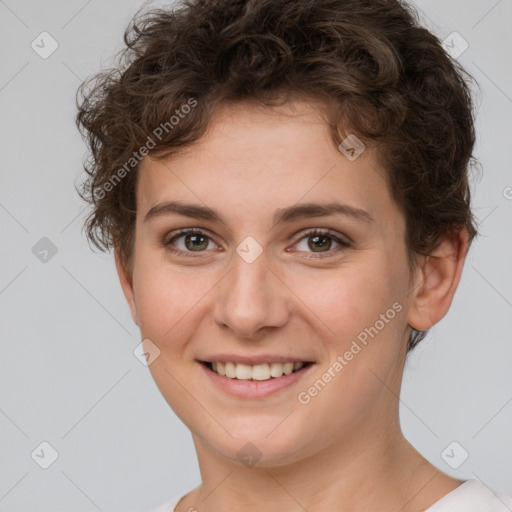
left=165, top=229, right=217, bottom=256
left=182, top=232, right=210, bottom=251
left=292, top=229, right=351, bottom=258
left=307, top=233, right=334, bottom=252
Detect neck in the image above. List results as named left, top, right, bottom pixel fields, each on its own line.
left=182, top=421, right=460, bottom=512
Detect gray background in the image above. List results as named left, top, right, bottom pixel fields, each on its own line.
left=0, top=0, right=511, bottom=510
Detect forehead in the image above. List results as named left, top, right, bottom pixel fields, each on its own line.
left=136, top=100, right=400, bottom=231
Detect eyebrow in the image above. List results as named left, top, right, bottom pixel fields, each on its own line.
left=144, top=200, right=374, bottom=227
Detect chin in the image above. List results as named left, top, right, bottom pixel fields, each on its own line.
left=200, top=419, right=317, bottom=468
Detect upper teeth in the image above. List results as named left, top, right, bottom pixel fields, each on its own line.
left=211, top=361, right=304, bottom=380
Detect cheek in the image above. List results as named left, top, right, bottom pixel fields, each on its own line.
left=132, top=251, right=213, bottom=345
left=289, top=259, right=406, bottom=400
left=288, top=260, right=396, bottom=344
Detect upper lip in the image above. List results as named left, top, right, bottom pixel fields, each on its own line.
left=198, top=354, right=315, bottom=365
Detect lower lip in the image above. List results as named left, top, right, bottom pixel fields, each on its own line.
left=198, top=362, right=315, bottom=399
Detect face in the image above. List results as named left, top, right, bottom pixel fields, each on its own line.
left=119, top=100, right=419, bottom=467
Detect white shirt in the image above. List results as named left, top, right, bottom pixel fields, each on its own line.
left=145, top=479, right=512, bottom=512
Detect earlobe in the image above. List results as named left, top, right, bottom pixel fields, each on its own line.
left=114, top=249, right=139, bottom=326
left=407, top=229, right=469, bottom=332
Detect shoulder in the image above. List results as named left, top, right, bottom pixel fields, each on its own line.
left=427, top=479, right=512, bottom=512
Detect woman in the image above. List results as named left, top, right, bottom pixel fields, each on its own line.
left=76, top=0, right=512, bottom=510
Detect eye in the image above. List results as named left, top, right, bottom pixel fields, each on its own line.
left=164, top=228, right=219, bottom=257
left=163, top=227, right=351, bottom=259
left=291, top=228, right=351, bottom=258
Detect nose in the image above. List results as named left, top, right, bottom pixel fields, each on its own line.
left=213, top=248, right=290, bottom=340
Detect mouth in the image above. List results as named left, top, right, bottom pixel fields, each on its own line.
left=199, top=360, right=314, bottom=382
left=198, top=359, right=316, bottom=399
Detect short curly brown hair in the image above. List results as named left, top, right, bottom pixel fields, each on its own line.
left=76, top=0, right=479, bottom=351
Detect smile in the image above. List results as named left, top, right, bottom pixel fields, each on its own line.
left=202, top=361, right=313, bottom=380
left=198, top=359, right=316, bottom=399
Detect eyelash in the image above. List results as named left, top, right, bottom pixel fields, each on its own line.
left=163, top=227, right=351, bottom=259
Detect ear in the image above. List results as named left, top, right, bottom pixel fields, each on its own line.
left=407, top=229, right=470, bottom=331
left=114, top=249, right=139, bottom=326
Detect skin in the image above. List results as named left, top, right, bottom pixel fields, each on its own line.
left=116, top=100, right=469, bottom=511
